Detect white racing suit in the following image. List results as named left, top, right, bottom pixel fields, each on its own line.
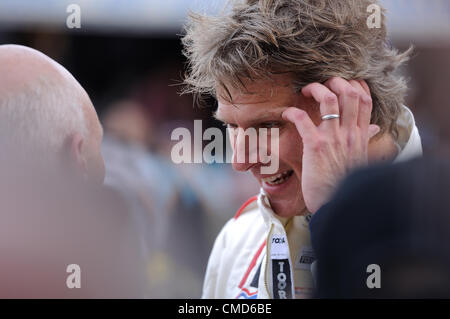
left=202, top=105, right=423, bottom=299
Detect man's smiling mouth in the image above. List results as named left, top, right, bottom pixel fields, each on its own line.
left=261, top=170, right=294, bottom=186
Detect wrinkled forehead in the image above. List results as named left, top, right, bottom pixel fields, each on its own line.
left=215, top=94, right=292, bottom=126
left=216, top=74, right=295, bottom=104
left=215, top=75, right=312, bottom=124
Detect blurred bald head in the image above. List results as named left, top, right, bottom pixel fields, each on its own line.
left=0, top=45, right=104, bottom=184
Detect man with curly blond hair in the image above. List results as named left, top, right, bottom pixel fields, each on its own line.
left=182, top=0, right=422, bottom=299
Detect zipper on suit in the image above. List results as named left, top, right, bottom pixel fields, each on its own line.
left=264, top=223, right=274, bottom=298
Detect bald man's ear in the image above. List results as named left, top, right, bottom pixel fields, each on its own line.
left=69, top=133, right=88, bottom=180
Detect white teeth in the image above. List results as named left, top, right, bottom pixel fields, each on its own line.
left=262, top=170, right=292, bottom=185
left=262, top=173, right=283, bottom=183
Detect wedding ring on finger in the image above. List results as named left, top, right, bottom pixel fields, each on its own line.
left=321, top=114, right=340, bottom=121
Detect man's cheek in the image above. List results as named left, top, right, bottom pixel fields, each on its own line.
left=281, top=134, right=304, bottom=170
left=260, top=128, right=280, bottom=174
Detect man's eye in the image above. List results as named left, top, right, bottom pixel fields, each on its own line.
left=260, top=122, right=280, bottom=129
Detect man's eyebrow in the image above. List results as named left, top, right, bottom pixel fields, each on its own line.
left=212, top=107, right=290, bottom=125
left=248, top=109, right=289, bottom=123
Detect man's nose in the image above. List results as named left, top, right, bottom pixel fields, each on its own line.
left=232, top=156, right=255, bottom=172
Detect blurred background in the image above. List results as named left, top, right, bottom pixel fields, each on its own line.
left=0, top=0, right=449, bottom=298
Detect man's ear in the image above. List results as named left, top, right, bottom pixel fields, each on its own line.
left=69, top=133, right=87, bottom=177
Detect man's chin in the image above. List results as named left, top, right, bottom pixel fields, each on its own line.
left=269, top=198, right=304, bottom=218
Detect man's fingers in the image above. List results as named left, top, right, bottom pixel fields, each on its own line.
left=301, top=83, right=339, bottom=131
left=282, top=107, right=318, bottom=142
left=359, top=80, right=371, bottom=96
left=324, top=77, right=359, bottom=129
left=348, top=80, right=372, bottom=131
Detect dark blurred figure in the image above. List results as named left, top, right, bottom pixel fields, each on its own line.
left=311, top=156, right=450, bottom=298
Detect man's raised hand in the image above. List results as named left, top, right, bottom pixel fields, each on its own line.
left=282, top=77, right=380, bottom=213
